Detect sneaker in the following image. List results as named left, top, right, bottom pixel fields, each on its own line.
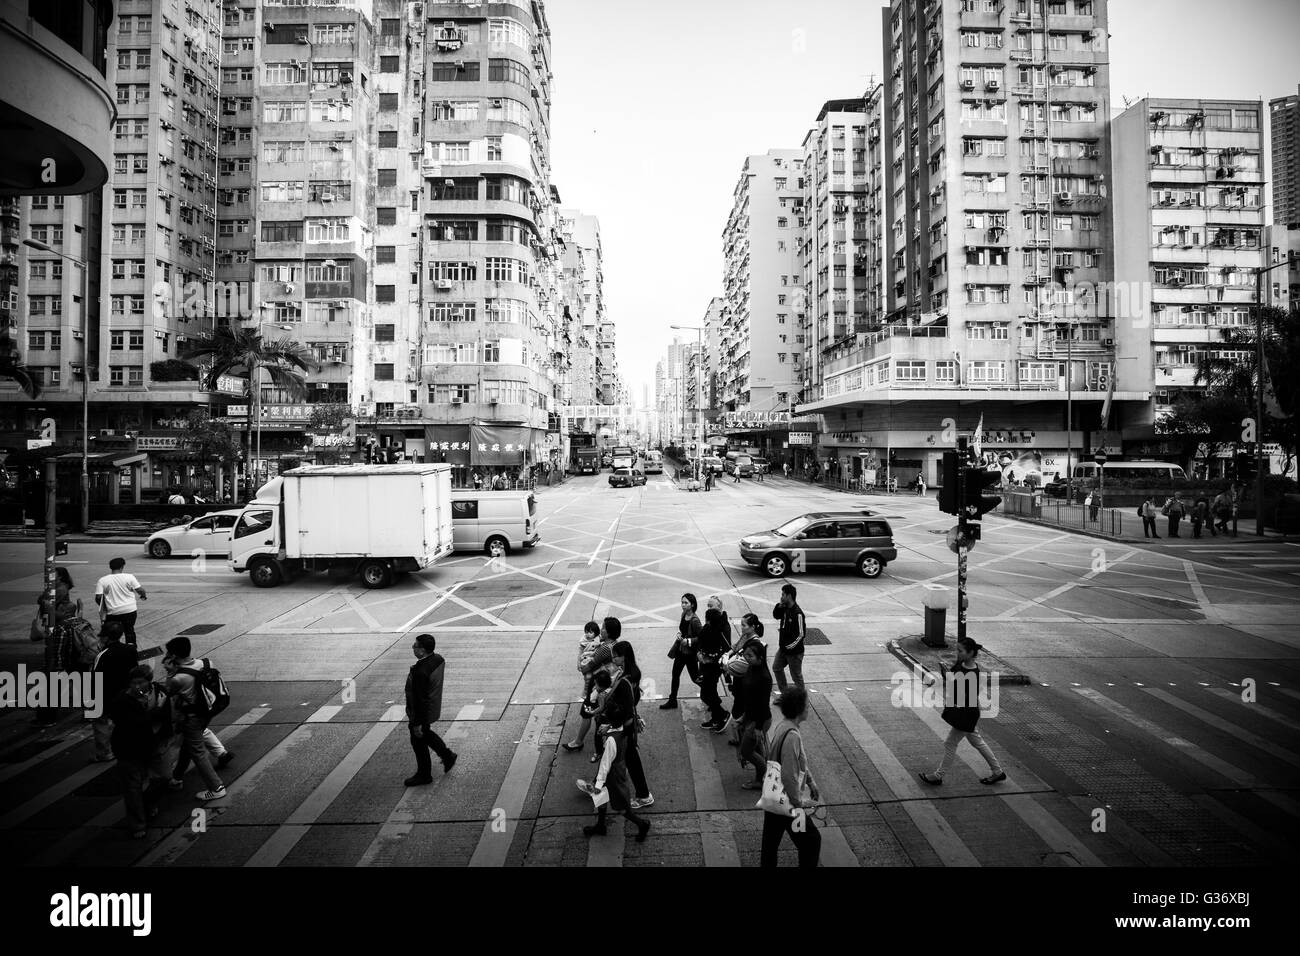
left=711, top=721, right=728, bottom=735
left=195, top=787, right=227, bottom=801
left=980, top=771, right=1007, bottom=785
left=701, top=720, right=719, bottom=730
left=167, top=778, right=184, bottom=791
left=89, top=755, right=115, bottom=764
left=636, top=820, right=651, bottom=843
left=215, top=751, right=234, bottom=770
left=740, top=780, right=762, bottom=791
left=918, top=771, right=943, bottom=786
left=576, top=779, right=597, bottom=796
left=442, top=752, right=457, bottom=773
left=630, top=793, right=654, bottom=809
left=403, top=775, right=433, bottom=787
left=582, top=823, right=607, bottom=838
left=659, top=699, right=678, bottom=710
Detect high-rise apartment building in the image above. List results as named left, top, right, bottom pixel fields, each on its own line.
left=798, top=0, right=1121, bottom=490
left=797, top=90, right=885, bottom=409
left=719, top=149, right=802, bottom=423
left=559, top=209, right=603, bottom=408
left=1112, top=97, right=1268, bottom=449
left=1270, top=86, right=1300, bottom=228
left=700, top=295, right=724, bottom=417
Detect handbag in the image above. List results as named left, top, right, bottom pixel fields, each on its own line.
left=755, top=726, right=804, bottom=816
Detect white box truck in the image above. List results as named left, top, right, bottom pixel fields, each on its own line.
left=228, top=464, right=454, bottom=589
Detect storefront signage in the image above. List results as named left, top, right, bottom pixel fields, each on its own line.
left=136, top=436, right=180, bottom=450
left=560, top=405, right=636, bottom=420
left=789, top=432, right=813, bottom=445
left=712, top=411, right=791, bottom=429
left=309, top=434, right=351, bottom=447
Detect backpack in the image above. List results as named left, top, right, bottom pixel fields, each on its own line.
left=1136, top=505, right=1143, bottom=517
left=178, top=659, right=230, bottom=719
left=60, top=618, right=101, bottom=672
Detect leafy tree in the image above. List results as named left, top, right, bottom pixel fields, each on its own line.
left=183, top=409, right=241, bottom=464
left=0, top=330, right=39, bottom=397
left=150, top=358, right=199, bottom=382
left=308, top=402, right=350, bottom=431
left=1155, top=392, right=1250, bottom=474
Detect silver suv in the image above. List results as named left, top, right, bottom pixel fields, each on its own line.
left=739, top=511, right=897, bottom=578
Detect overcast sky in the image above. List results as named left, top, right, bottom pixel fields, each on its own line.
left=546, top=0, right=1300, bottom=403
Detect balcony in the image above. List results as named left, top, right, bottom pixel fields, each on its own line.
left=0, top=0, right=115, bottom=194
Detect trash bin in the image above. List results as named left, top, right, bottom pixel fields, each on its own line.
left=922, top=585, right=949, bottom=647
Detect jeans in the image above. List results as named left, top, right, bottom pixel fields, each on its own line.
left=698, top=663, right=728, bottom=724
left=173, top=726, right=226, bottom=779
left=105, top=610, right=137, bottom=644
left=117, top=751, right=168, bottom=832
left=773, top=648, right=804, bottom=694
left=934, top=726, right=1002, bottom=778
left=760, top=810, right=821, bottom=867
left=667, top=652, right=699, bottom=701
left=409, top=724, right=453, bottom=778
left=739, top=718, right=769, bottom=781
left=176, top=714, right=224, bottom=790
left=1142, top=516, right=1159, bottom=538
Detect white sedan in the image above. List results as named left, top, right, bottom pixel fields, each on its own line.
left=145, top=510, right=242, bottom=558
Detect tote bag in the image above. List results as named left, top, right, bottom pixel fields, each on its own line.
left=755, top=726, right=803, bottom=816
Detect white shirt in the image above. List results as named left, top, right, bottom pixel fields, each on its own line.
left=168, top=494, right=185, bottom=504
left=95, top=571, right=142, bottom=614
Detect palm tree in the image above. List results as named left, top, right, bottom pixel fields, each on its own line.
left=182, top=325, right=318, bottom=496
left=0, top=330, right=40, bottom=398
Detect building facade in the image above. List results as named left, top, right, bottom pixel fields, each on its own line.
left=799, top=0, right=1127, bottom=490
left=1270, top=86, right=1299, bottom=228
left=1112, top=97, right=1268, bottom=454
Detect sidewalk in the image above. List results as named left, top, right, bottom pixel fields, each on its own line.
left=999, top=506, right=1289, bottom=543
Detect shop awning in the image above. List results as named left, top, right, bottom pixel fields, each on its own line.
left=52, top=451, right=148, bottom=469
left=469, top=424, right=528, bottom=466
left=424, top=425, right=471, bottom=466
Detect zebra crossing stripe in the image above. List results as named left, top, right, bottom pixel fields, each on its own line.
left=31, top=708, right=271, bottom=867
left=680, top=701, right=740, bottom=868
left=1203, top=688, right=1300, bottom=733
left=0, top=727, right=91, bottom=785
left=469, top=704, right=553, bottom=868
left=824, top=692, right=979, bottom=867
left=1140, top=687, right=1300, bottom=770
left=244, top=705, right=407, bottom=867
left=356, top=705, right=482, bottom=867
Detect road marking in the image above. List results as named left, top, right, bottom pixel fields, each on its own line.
left=136, top=702, right=345, bottom=867
left=680, top=701, right=741, bottom=867
left=245, top=706, right=407, bottom=867
left=824, top=692, right=979, bottom=866
left=1071, top=687, right=1300, bottom=816
left=468, top=704, right=553, bottom=867
left=30, top=708, right=271, bottom=867
left=587, top=540, right=605, bottom=566
left=355, top=705, right=481, bottom=867
left=546, top=579, right=581, bottom=632
left=305, top=705, right=342, bottom=723
left=1181, top=560, right=1210, bottom=611
left=994, top=549, right=1137, bottom=620
left=1203, top=688, right=1300, bottom=732
left=1140, top=687, right=1300, bottom=769
left=343, top=594, right=382, bottom=630
left=396, top=580, right=464, bottom=633
left=0, top=727, right=91, bottom=784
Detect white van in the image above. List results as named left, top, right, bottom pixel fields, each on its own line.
left=451, top=490, right=540, bottom=556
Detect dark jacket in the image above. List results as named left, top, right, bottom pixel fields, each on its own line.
left=94, top=642, right=140, bottom=702
left=940, top=661, right=983, bottom=733
left=675, top=612, right=702, bottom=654
left=109, top=685, right=172, bottom=762
left=599, top=671, right=639, bottom=733
left=772, top=601, right=807, bottom=653
left=405, top=652, right=446, bottom=727
left=734, top=661, right=773, bottom=726
left=698, top=610, right=731, bottom=663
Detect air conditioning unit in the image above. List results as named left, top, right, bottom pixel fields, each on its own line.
left=1104, top=338, right=1114, bottom=346
left=320, top=193, right=335, bottom=202
left=283, top=283, right=295, bottom=293
left=1157, top=390, right=1169, bottom=399
left=436, top=279, right=453, bottom=290
left=339, top=72, right=352, bottom=84
left=985, top=78, right=1000, bottom=90
left=965, top=245, right=979, bottom=253
left=1056, top=191, right=1073, bottom=203
left=454, top=60, right=465, bottom=70
left=451, top=395, right=462, bottom=404
left=315, top=383, right=329, bottom=390
left=960, top=79, right=975, bottom=90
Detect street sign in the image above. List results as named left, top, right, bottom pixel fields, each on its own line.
left=946, top=525, right=976, bottom=554
left=1094, top=450, right=1108, bottom=466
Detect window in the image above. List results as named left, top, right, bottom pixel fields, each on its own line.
left=260, top=221, right=303, bottom=242
left=429, top=301, right=478, bottom=322
left=483, top=341, right=501, bottom=363
left=968, top=361, right=1006, bottom=382
left=376, top=207, right=397, bottom=226
left=264, top=62, right=306, bottom=85
left=375, top=285, right=396, bottom=303
left=379, top=56, right=400, bottom=73
left=378, top=130, right=398, bottom=148
left=314, top=23, right=356, bottom=45
left=429, top=60, right=480, bottom=82
left=486, top=136, right=503, bottom=161
left=306, top=218, right=350, bottom=242
left=234, top=510, right=273, bottom=540
left=488, top=18, right=531, bottom=49
left=376, top=245, right=396, bottom=264
left=306, top=260, right=350, bottom=282
left=488, top=58, right=530, bottom=87
left=310, top=101, right=353, bottom=123
left=429, top=261, right=478, bottom=281
left=377, top=169, right=398, bottom=188
left=896, top=361, right=926, bottom=382
left=260, top=181, right=304, bottom=202
left=263, top=102, right=307, bottom=123
left=375, top=323, right=396, bottom=341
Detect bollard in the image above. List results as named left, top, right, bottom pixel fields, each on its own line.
left=922, top=584, right=949, bottom=647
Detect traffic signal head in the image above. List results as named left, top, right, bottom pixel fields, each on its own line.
left=964, top=466, right=1002, bottom=520
left=1234, top=451, right=1254, bottom=482
left=939, top=450, right=963, bottom=515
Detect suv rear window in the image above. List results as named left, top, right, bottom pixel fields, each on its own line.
left=866, top=521, right=891, bottom=537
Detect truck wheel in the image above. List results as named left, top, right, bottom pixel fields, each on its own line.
left=762, top=553, right=789, bottom=578
left=485, top=536, right=509, bottom=558
left=857, top=554, right=884, bottom=578
left=148, top=539, right=171, bottom=558
left=249, top=558, right=283, bottom=588
left=359, top=559, right=393, bottom=589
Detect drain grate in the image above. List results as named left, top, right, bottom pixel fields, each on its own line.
left=178, top=624, right=223, bottom=636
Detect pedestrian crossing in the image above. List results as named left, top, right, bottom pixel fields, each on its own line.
left=1, top=668, right=1296, bottom=867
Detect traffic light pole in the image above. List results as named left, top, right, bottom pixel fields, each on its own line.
left=955, top=441, right=969, bottom=643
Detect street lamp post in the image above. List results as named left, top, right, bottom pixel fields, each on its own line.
left=24, top=238, right=90, bottom=531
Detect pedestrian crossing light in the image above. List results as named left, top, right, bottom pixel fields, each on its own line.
left=964, top=466, right=1003, bottom=521
left=938, top=450, right=963, bottom=515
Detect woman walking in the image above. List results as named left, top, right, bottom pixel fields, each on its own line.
left=759, top=686, right=821, bottom=867
left=660, top=593, right=702, bottom=710
left=33, top=567, right=81, bottom=726
left=581, top=640, right=653, bottom=838
left=697, top=607, right=732, bottom=731
left=563, top=621, right=610, bottom=756
left=733, top=616, right=773, bottom=791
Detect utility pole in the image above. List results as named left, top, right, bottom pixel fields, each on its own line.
left=43, top=460, right=58, bottom=637
left=955, top=439, right=970, bottom=643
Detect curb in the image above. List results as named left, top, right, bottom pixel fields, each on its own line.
left=997, top=511, right=1293, bottom=544
left=888, top=637, right=1033, bottom=687
left=0, top=536, right=148, bottom=545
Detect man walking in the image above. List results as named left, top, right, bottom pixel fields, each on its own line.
left=110, top=665, right=174, bottom=838
left=1163, top=492, right=1185, bottom=538
left=94, top=557, right=147, bottom=645
left=783, top=461, right=791, bottom=480
left=1212, top=490, right=1232, bottom=536
left=772, top=583, right=807, bottom=700
left=162, top=637, right=227, bottom=801
left=404, top=633, right=457, bottom=785
left=89, top=622, right=138, bottom=763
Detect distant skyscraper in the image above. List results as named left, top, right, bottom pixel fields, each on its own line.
left=1270, top=86, right=1300, bottom=227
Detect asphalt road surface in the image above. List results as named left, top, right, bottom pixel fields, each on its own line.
left=1, top=472, right=1297, bottom=866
